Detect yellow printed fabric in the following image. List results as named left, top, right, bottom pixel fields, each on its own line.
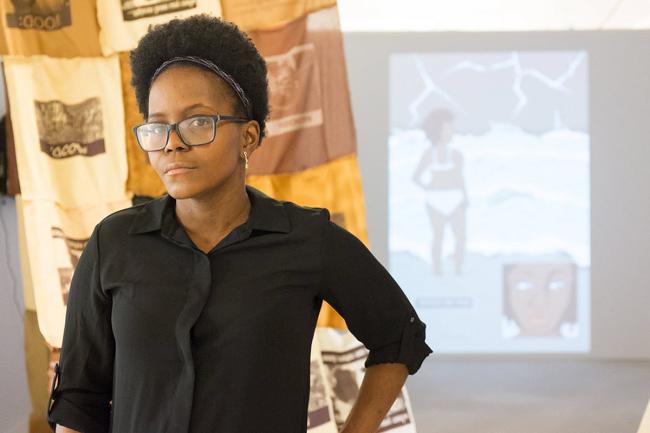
left=247, top=154, right=369, bottom=329
left=4, top=56, right=132, bottom=346
left=220, top=0, right=335, bottom=31
left=118, top=52, right=166, bottom=197
left=0, top=0, right=101, bottom=57
left=97, top=0, right=222, bottom=56
left=247, top=6, right=357, bottom=175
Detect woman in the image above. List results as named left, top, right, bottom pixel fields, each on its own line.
left=49, top=15, right=431, bottom=433
left=412, top=109, right=468, bottom=276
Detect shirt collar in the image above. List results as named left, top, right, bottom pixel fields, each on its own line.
left=128, top=185, right=291, bottom=236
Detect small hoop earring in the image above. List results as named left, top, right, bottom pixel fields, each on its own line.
left=242, top=151, right=249, bottom=171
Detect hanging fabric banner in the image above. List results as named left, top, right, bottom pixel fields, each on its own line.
left=220, top=0, right=335, bottom=31
left=247, top=5, right=357, bottom=175
left=307, top=334, right=338, bottom=432
left=118, top=52, right=166, bottom=198
left=316, top=327, right=418, bottom=433
left=0, top=0, right=102, bottom=57
left=4, top=55, right=131, bottom=346
left=96, top=0, right=222, bottom=56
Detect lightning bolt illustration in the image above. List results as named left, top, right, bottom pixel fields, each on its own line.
left=408, top=54, right=465, bottom=126
left=444, top=52, right=586, bottom=118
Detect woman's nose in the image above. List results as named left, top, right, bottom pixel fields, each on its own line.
left=164, top=127, right=189, bottom=152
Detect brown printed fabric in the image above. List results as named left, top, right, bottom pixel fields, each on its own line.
left=0, top=0, right=102, bottom=57
left=247, top=5, right=357, bottom=175
left=118, top=52, right=166, bottom=197
left=220, top=0, right=335, bottom=31
left=35, top=98, right=105, bottom=159
left=97, top=0, right=221, bottom=55
left=316, top=328, right=418, bottom=433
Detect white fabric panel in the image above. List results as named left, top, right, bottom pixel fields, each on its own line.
left=338, top=0, right=650, bottom=31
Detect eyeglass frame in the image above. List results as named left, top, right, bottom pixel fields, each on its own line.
left=132, top=114, right=250, bottom=152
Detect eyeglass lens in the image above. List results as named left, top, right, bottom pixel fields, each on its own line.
left=136, top=116, right=216, bottom=151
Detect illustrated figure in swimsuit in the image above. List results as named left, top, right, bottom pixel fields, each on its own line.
left=412, top=109, right=468, bottom=276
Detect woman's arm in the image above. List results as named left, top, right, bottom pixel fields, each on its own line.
left=340, top=363, right=409, bottom=433
left=56, top=425, right=81, bottom=433
left=411, top=148, right=432, bottom=189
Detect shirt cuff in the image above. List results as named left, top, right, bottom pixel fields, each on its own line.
left=48, top=363, right=111, bottom=433
left=364, top=314, right=433, bottom=375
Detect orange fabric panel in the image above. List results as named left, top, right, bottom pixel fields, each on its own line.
left=118, top=52, right=166, bottom=198
left=220, top=0, right=336, bottom=31
left=247, top=154, right=369, bottom=329
left=0, top=0, right=101, bottom=57
left=247, top=6, right=357, bottom=175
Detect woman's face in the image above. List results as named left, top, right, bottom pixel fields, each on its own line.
left=506, top=263, right=575, bottom=336
left=146, top=65, right=256, bottom=200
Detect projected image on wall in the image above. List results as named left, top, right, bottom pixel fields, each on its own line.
left=389, top=51, right=590, bottom=353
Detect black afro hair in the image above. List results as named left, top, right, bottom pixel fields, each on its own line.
left=130, top=14, right=269, bottom=142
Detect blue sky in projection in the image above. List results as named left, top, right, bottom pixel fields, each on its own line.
left=389, top=52, right=590, bottom=353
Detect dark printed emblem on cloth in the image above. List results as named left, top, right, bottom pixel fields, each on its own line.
left=121, top=0, right=197, bottom=21
left=307, top=360, right=332, bottom=428
left=34, top=97, right=105, bottom=159
left=322, top=344, right=413, bottom=432
left=51, top=227, right=89, bottom=305
left=5, top=0, right=71, bottom=31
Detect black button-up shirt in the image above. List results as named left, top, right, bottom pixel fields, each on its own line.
left=48, top=185, right=432, bottom=433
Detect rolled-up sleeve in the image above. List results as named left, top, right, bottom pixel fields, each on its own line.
left=48, top=223, right=114, bottom=433
left=318, top=214, right=432, bottom=374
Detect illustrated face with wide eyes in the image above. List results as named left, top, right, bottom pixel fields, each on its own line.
left=505, top=263, right=576, bottom=337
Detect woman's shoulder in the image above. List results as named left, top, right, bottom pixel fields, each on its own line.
left=96, top=196, right=167, bottom=236
left=276, top=198, right=331, bottom=226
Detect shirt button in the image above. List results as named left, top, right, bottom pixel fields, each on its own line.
left=410, top=316, right=415, bottom=323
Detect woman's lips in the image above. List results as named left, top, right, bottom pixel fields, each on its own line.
left=166, top=167, right=195, bottom=175
left=164, top=163, right=197, bottom=175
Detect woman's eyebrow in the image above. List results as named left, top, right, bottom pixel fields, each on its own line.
left=148, top=103, right=217, bottom=120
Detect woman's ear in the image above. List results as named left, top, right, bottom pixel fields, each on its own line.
left=241, top=120, right=261, bottom=156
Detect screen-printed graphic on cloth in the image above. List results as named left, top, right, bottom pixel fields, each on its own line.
left=35, top=98, right=105, bottom=159
left=220, top=0, right=334, bottom=31
left=247, top=154, right=368, bottom=329
left=18, top=199, right=131, bottom=347
left=316, top=328, right=418, bottom=433
left=97, top=0, right=221, bottom=55
left=118, top=51, right=166, bottom=197
left=307, top=334, right=338, bottom=432
left=0, top=0, right=101, bottom=57
left=3, top=55, right=128, bottom=209
left=247, top=6, right=356, bottom=175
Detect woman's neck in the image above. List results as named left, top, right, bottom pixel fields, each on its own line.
left=174, top=182, right=251, bottom=252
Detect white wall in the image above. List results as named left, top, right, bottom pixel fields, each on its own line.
left=343, top=30, right=650, bottom=359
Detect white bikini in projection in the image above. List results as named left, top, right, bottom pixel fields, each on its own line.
left=413, top=109, right=468, bottom=276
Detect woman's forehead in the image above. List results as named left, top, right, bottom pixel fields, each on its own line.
left=148, top=65, right=236, bottom=114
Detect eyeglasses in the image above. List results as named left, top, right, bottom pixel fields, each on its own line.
left=132, top=114, right=249, bottom=152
